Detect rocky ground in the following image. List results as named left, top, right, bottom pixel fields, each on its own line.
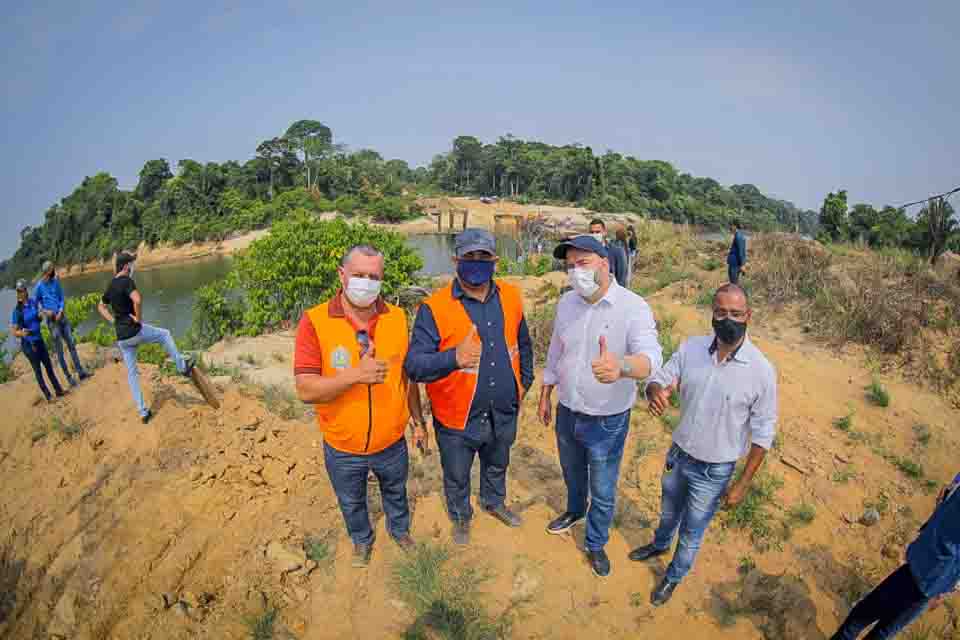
left=3, top=240, right=960, bottom=639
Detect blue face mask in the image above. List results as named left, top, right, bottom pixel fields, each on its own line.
left=457, top=259, right=495, bottom=286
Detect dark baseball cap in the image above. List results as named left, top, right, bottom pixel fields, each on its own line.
left=553, top=234, right=609, bottom=260
left=115, top=251, right=137, bottom=273
left=455, top=228, right=496, bottom=258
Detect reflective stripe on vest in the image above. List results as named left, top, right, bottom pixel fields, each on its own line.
left=422, top=281, right=523, bottom=430
left=306, top=301, right=410, bottom=455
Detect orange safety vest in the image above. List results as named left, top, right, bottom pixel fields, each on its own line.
left=305, top=301, right=410, bottom=455
left=422, top=281, right=524, bottom=430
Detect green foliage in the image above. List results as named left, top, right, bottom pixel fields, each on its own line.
left=787, top=502, right=816, bottom=525
left=0, top=332, right=11, bottom=384
left=738, top=556, right=757, bottom=575
left=865, top=379, right=890, bottom=407
left=496, top=254, right=553, bottom=277
left=392, top=543, right=509, bottom=640
left=65, top=293, right=100, bottom=328
left=526, top=301, right=557, bottom=368
left=304, top=534, right=331, bottom=564
left=702, top=257, right=721, bottom=271
left=81, top=322, right=116, bottom=347
left=833, top=411, right=855, bottom=432
left=913, top=424, right=932, bottom=446
left=188, top=277, right=244, bottom=347
left=890, top=456, right=924, bottom=479
left=819, top=190, right=850, bottom=242
left=721, top=471, right=785, bottom=551
left=832, top=466, right=856, bottom=483
left=245, top=606, right=279, bottom=640
left=660, top=413, right=679, bottom=432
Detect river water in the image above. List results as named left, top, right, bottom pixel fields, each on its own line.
left=1, top=234, right=525, bottom=353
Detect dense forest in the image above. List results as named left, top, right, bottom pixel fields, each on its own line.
left=4, top=120, right=952, bottom=286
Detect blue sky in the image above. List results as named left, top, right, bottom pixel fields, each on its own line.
left=2, top=1, right=957, bottom=258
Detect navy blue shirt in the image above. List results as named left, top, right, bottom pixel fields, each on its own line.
left=10, top=298, right=43, bottom=344
left=728, top=230, right=747, bottom=267
left=607, top=242, right=629, bottom=286
left=404, top=280, right=535, bottom=443
left=907, top=484, right=960, bottom=598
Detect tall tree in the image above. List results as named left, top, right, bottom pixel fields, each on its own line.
left=284, top=120, right=333, bottom=190
left=256, top=137, right=292, bottom=200
left=819, top=190, right=850, bottom=241
left=925, top=197, right=957, bottom=266
left=134, top=159, right=173, bottom=203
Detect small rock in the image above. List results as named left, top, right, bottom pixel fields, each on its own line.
left=265, top=541, right=305, bottom=574
left=91, top=438, right=105, bottom=450
left=511, top=568, right=541, bottom=601
left=160, top=592, right=176, bottom=609
left=860, top=508, right=881, bottom=527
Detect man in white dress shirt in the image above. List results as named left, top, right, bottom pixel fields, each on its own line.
left=538, top=235, right=663, bottom=578
left=629, top=283, right=778, bottom=606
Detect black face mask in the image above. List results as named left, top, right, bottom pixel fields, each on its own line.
left=712, top=317, right=747, bottom=345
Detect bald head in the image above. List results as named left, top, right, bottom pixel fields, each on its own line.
left=713, top=283, right=748, bottom=307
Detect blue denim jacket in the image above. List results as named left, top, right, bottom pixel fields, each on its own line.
left=727, top=231, right=747, bottom=267
left=907, top=487, right=960, bottom=597
left=34, top=277, right=65, bottom=315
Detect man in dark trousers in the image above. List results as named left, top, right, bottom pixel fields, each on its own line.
left=831, top=473, right=960, bottom=639
left=35, top=259, right=90, bottom=386
left=727, top=220, right=747, bottom=284
left=405, top=228, right=534, bottom=546
left=589, top=219, right=629, bottom=286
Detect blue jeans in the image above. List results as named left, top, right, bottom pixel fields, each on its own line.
left=48, top=316, right=86, bottom=384
left=653, top=444, right=736, bottom=583
left=435, top=416, right=517, bottom=522
left=21, top=339, right=64, bottom=399
left=323, top=438, right=411, bottom=546
left=832, top=564, right=929, bottom=639
left=555, top=404, right=630, bottom=552
left=117, top=324, right=187, bottom=418
left=728, top=264, right=741, bottom=285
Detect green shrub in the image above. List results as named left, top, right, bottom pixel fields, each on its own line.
left=866, top=379, right=890, bottom=407
left=0, top=332, right=11, bottom=383
left=496, top=254, right=553, bottom=277
left=722, top=471, right=785, bottom=550
left=913, top=424, right=931, bottom=446
left=833, top=411, right=854, bottom=432
left=188, top=277, right=244, bottom=347
left=787, top=502, right=816, bottom=525
left=212, top=215, right=422, bottom=335
left=702, top=257, right=721, bottom=271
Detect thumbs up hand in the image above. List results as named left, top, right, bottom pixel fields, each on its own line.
left=354, top=340, right=388, bottom=385
left=591, top=335, right=621, bottom=384
left=455, top=325, right=482, bottom=370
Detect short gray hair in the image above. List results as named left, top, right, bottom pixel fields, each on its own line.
left=340, top=244, right=384, bottom=267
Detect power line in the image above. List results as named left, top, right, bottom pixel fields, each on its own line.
left=896, top=185, right=960, bottom=210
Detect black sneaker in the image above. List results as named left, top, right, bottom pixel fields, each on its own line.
left=587, top=549, right=611, bottom=578
left=628, top=543, right=670, bottom=562
left=651, top=577, right=679, bottom=606
left=352, top=542, right=373, bottom=568
left=79, top=371, right=92, bottom=381
left=546, top=512, right=585, bottom=535
left=141, top=410, right=154, bottom=425
left=55, top=389, right=67, bottom=398
left=67, top=377, right=78, bottom=388
left=452, top=520, right=471, bottom=546
left=484, top=504, right=522, bottom=528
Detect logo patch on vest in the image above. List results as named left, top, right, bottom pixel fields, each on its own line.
left=331, top=346, right=351, bottom=370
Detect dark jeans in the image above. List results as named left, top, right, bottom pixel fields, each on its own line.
left=728, top=264, right=741, bottom=285
left=323, top=438, right=411, bottom=546
left=555, top=404, right=630, bottom=551
left=48, top=316, right=86, bottom=384
left=832, top=564, right=930, bottom=639
left=21, top=339, right=64, bottom=399
left=435, top=415, right=517, bottom=523
left=653, top=444, right=736, bottom=583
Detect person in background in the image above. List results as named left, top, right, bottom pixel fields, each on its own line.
left=97, top=252, right=194, bottom=424
left=294, top=245, right=426, bottom=568
left=405, top=228, right=534, bottom=546
left=727, top=220, right=747, bottom=285
left=588, top=219, right=628, bottom=286
left=830, top=472, right=960, bottom=639
left=35, top=260, right=90, bottom=386
left=629, top=283, right=777, bottom=606
left=614, top=228, right=632, bottom=284
left=9, top=279, right=66, bottom=402
left=538, top=235, right=662, bottom=578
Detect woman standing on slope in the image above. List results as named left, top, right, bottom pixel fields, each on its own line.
left=9, top=279, right=66, bottom=402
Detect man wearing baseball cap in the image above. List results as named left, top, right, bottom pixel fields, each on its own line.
left=405, top=228, right=534, bottom=545
left=538, top=234, right=662, bottom=577
left=34, top=259, right=90, bottom=386
left=97, top=252, right=194, bottom=423
left=10, top=278, right=66, bottom=401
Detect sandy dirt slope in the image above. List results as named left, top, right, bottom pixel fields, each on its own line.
left=2, top=279, right=959, bottom=639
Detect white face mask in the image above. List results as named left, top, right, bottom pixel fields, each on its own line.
left=592, top=232, right=605, bottom=244
left=345, top=277, right=382, bottom=308
left=567, top=267, right=600, bottom=299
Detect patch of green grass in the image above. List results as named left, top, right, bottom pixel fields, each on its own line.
left=832, top=466, right=856, bottom=483
left=392, top=543, right=509, bottom=640
left=787, top=502, right=816, bottom=526
left=653, top=266, right=692, bottom=291
left=702, top=257, right=722, bottom=272
left=891, top=456, right=924, bottom=479
left=864, top=493, right=890, bottom=517
left=304, top=535, right=330, bottom=564
left=30, top=424, right=49, bottom=443
left=721, top=471, right=785, bottom=551
left=913, top=424, right=931, bottom=446
left=865, top=379, right=890, bottom=408
left=738, top=555, right=756, bottom=575
left=245, top=606, right=278, bottom=640
left=668, top=388, right=681, bottom=408
left=694, top=289, right=714, bottom=307
left=630, top=592, right=644, bottom=608
left=833, top=411, right=855, bottom=432
left=660, top=413, right=680, bottom=432
left=262, top=385, right=306, bottom=421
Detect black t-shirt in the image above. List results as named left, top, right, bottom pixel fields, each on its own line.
left=102, top=276, right=141, bottom=340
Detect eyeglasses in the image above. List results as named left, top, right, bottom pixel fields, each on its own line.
left=713, top=309, right=748, bottom=321
left=356, top=330, right=370, bottom=357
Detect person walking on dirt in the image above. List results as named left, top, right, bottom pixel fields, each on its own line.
left=10, top=279, right=66, bottom=402
left=294, top=245, right=426, bottom=568
left=589, top=219, right=629, bottom=286
left=830, top=474, right=960, bottom=639
left=538, top=235, right=662, bottom=578
left=629, top=283, right=777, bottom=606
left=97, top=252, right=194, bottom=424
left=35, top=260, right=90, bottom=386
left=727, top=220, right=747, bottom=284
left=405, top=228, right=534, bottom=546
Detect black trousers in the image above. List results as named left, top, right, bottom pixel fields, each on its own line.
left=21, top=340, right=64, bottom=399
left=832, top=563, right=930, bottom=639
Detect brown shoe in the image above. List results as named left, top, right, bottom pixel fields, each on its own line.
left=352, top=542, right=373, bottom=568
left=393, top=534, right=416, bottom=551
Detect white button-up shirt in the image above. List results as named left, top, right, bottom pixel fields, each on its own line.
left=648, top=334, right=778, bottom=463
left=543, top=282, right=662, bottom=416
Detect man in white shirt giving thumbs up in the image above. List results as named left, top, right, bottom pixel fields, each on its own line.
left=538, top=235, right=662, bottom=578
